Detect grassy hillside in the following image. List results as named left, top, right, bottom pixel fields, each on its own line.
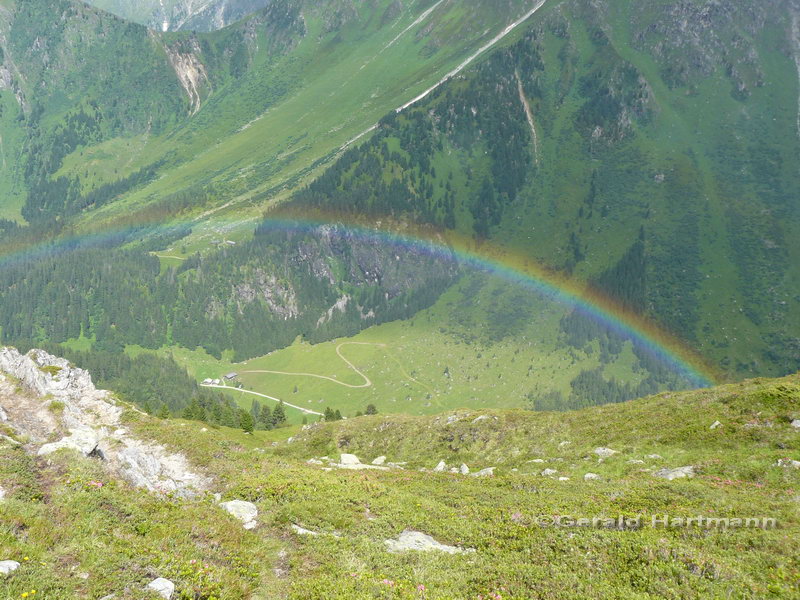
left=1, top=370, right=798, bottom=598
left=165, top=271, right=682, bottom=422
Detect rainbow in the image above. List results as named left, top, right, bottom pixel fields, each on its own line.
left=0, top=216, right=719, bottom=387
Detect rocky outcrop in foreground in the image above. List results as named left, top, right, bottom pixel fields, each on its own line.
left=0, top=347, right=209, bottom=498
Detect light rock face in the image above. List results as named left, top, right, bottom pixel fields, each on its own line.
left=654, top=466, right=695, bottom=480
left=220, top=500, right=258, bottom=530
left=384, top=530, right=472, bottom=554
left=0, top=347, right=210, bottom=499
left=147, top=577, right=175, bottom=599
left=0, top=560, right=20, bottom=576
left=594, top=447, right=619, bottom=458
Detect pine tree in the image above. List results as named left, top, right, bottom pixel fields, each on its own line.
left=157, top=404, right=170, bottom=419
left=239, top=409, right=254, bottom=434
left=272, top=401, right=287, bottom=426
left=258, top=404, right=273, bottom=430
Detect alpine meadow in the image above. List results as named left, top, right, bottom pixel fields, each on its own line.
left=0, top=0, right=798, bottom=599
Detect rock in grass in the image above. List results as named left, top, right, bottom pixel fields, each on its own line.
left=384, top=530, right=473, bottom=554
left=541, top=468, right=558, bottom=477
left=291, top=524, right=320, bottom=536
left=791, top=419, right=800, bottom=430
left=594, top=447, right=619, bottom=458
left=653, top=466, right=695, bottom=481
left=0, top=561, right=20, bottom=576
left=775, top=458, right=800, bottom=469
left=147, top=578, right=175, bottom=599
left=38, top=427, right=100, bottom=457
left=646, top=454, right=663, bottom=460
left=339, top=454, right=361, bottom=466
left=471, top=467, right=495, bottom=478
left=219, top=500, right=258, bottom=530
left=433, top=460, right=447, bottom=472
left=584, top=473, right=601, bottom=481
left=710, top=421, right=722, bottom=429
left=0, top=487, right=5, bottom=500
left=372, top=456, right=387, bottom=466
left=460, top=464, right=470, bottom=475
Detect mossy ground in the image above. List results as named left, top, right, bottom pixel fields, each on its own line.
left=1, top=375, right=798, bottom=598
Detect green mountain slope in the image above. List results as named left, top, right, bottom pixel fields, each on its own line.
left=0, top=0, right=798, bottom=416
left=276, top=0, right=800, bottom=379
left=1, top=358, right=798, bottom=598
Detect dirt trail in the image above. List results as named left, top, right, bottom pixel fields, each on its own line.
left=241, top=342, right=383, bottom=389
left=199, top=383, right=324, bottom=416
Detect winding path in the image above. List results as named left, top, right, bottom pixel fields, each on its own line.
left=200, top=342, right=432, bottom=414
left=240, top=342, right=382, bottom=389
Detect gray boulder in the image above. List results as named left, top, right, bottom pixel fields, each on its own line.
left=219, top=500, right=258, bottom=530
left=791, top=419, right=800, bottom=430
left=459, top=464, right=470, bottom=475
left=471, top=467, right=495, bottom=478
left=594, top=447, right=619, bottom=458
left=775, top=458, right=800, bottom=469
left=584, top=473, right=601, bottom=481
left=38, top=427, right=99, bottom=457
left=0, top=560, right=20, bottom=576
left=339, top=453, right=361, bottom=466
left=541, top=468, right=558, bottom=477
left=147, top=577, right=175, bottom=599
left=654, top=466, right=695, bottom=481
left=433, top=460, right=447, bottom=472
left=372, top=456, right=387, bottom=466
left=385, top=530, right=473, bottom=554
left=710, top=421, right=722, bottom=430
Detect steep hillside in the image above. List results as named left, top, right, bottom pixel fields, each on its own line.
left=276, top=0, right=800, bottom=379
left=0, top=0, right=798, bottom=415
left=0, top=349, right=798, bottom=598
